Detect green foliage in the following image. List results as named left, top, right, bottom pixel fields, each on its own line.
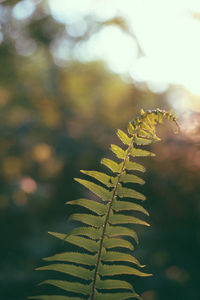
left=32, top=109, right=178, bottom=300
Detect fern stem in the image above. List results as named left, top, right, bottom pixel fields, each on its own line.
left=90, top=134, right=136, bottom=300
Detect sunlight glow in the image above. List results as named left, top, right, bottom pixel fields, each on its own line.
left=48, top=0, right=200, bottom=99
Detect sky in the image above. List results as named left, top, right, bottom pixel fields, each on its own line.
left=47, top=0, right=200, bottom=99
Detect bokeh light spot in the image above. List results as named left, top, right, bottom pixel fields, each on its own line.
left=33, top=143, right=53, bottom=163
left=20, top=177, right=37, bottom=194
left=12, top=0, right=35, bottom=20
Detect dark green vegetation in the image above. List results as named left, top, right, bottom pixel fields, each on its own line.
left=31, top=109, right=178, bottom=299
left=0, top=1, right=200, bottom=300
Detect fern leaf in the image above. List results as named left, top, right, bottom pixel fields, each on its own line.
left=109, top=214, right=150, bottom=226
left=135, top=137, right=154, bottom=145
left=127, top=122, right=135, bottom=135
left=43, top=252, right=96, bottom=266
left=67, top=198, right=108, bottom=215
left=40, top=280, right=90, bottom=295
left=120, top=174, right=145, bottom=185
left=130, top=148, right=155, bottom=157
left=70, top=213, right=104, bottom=227
left=75, top=178, right=112, bottom=201
left=101, top=158, right=121, bottom=173
left=69, top=226, right=102, bottom=240
left=118, top=186, right=146, bottom=201
left=102, top=251, right=145, bottom=268
left=125, top=160, right=146, bottom=172
left=48, top=232, right=99, bottom=253
left=117, top=129, right=132, bottom=145
left=95, top=291, right=141, bottom=300
left=103, top=237, right=134, bottom=251
left=106, top=225, right=138, bottom=244
left=36, top=263, right=93, bottom=280
left=96, top=279, right=133, bottom=291
left=34, top=109, right=178, bottom=300
left=110, top=144, right=127, bottom=159
left=99, top=264, right=152, bottom=277
left=80, top=170, right=113, bottom=187
left=112, top=200, right=149, bottom=216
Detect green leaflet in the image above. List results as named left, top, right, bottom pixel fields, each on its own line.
left=96, top=279, right=133, bottom=291
left=117, top=186, right=146, bottom=201
left=36, top=263, right=93, bottom=281
left=127, top=122, right=135, bottom=135
left=130, top=148, right=155, bottom=157
left=69, top=213, right=104, bottom=227
left=125, top=160, right=146, bottom=172
left=43, top=252, right=96, bottom=266
left=135, top=137, right=153, bottom=145
left=94, top=291, right=141, bottom=300
left=40, top=280, right=90, bottom=295
left=110, top=144, right=127, bottom=160
left=69, top=226, right=102, bottom=240
left=120, top=174, right=145, bottom=185
left=75, top=178, right=112, bottom=201
left=112, top=200, right=149, bottom=216
left=99, top=264, right=152, bottom=277
left=48, top=232, right=99, bottom=253
left=101, top=158, right=121, bottom=173
left=109, top=214, right=150, bottom=227
left=140, top=121, right=155, bottom=135
left=103, top=237, right=134, bottom=251
left=117, top=129, right=132, bottom=145
left=67, top=198, right=108, bottom=215
left=80, top=170, right=113, bottom=187
left=102, top=251, right=144, bottom=268
left=29, top=296, right=82, bottom=300
left=106, top=225, right=138, bottom=244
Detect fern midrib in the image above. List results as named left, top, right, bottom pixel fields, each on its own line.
left=90, top=133, right=136, bottom=300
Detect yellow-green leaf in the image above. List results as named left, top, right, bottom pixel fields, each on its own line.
left=112, top=200, right=149, bottom=216
left=102, top=251, right=145, bottom=268
left=130, top=148, right=155, bottom=157
left=96, top=279, right=133, bottom=291
left=120, top=174, right=145, bottom=185
left=106, top=225, right=138, bottom=244
left=43, top=252, right=96, bottom=266
left=36, top=264, right=93, bottom=280
left=103, top=237, right=134, bottom=251
left=69, top=226, right=102, bottom=240
left=125, top=160, right=146, bottom=172
left=110, top=144, right=127, bottom=159
left=67, top=198, right=108, bottom=215
left=109, top=214, right=150, bottom=226
left=118, top=186, right=146, bottom=201
left=99, top=264, right=152, bottom=277
left=127, top=122, right=135, bottom=135
left=70, top=213, right=104, bottom=227
left=135, top=137, right=152, bottom=145
left=48, top=232, right=99, bottom=253
left=40, top=280, right=90, bottom=295
left=75, top=178, right=112, bottom=201
left=101, top=158, right=121, bottom=173
left=80, top=170, right=113, bottom=187
left=95, top=291, right=141, bottom=300
left=117, top=129, right=132, bottom=145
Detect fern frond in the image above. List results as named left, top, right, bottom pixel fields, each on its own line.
left=33, top=109, right=178, bottom=300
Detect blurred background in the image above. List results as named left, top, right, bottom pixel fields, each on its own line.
left=0, top=0, right=200, bottom=299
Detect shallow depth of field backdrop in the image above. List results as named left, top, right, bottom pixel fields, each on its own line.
left=0, top=1, right=200, bottom=299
